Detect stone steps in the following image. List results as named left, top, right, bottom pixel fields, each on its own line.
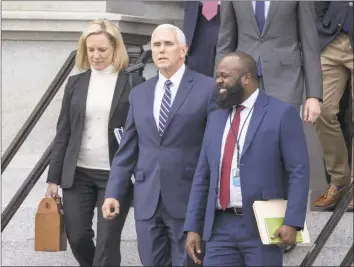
left=2, top=201, right=353, bottom=248
left=2, top=169, right=353, bottom=266
left=1, top=239, right=352, bottom=267
left=2, top=219, right=353, bottom=266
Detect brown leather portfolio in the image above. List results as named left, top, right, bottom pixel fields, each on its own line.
left=34, top=197, right=67, bottom=252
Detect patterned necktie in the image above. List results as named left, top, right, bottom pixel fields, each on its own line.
left=202, top=0, right=218, bottom=21
left=219, top=105, right=245, bottom=209
left=159, top=80, right=173, bottom=136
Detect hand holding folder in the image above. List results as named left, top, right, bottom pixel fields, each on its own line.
left=266, top=218, right=303, bottom=245
left=252, top=200, right=310, bottom=245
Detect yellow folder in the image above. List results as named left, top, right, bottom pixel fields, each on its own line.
left=252, top=200, right=310, bottom=245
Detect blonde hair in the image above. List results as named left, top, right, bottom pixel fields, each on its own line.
left=75, top=19, right=129, bottom=72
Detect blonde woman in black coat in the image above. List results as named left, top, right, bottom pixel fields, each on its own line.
left=45, top=19, right=145, bottom=266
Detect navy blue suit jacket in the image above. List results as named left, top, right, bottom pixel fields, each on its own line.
left=105, top=67, right=217, bottom=220
left=184, top=1, right=200, bottom=49
left=315, top=1, right=353, bottom=51
left=184, top=91, right=310, bottom=240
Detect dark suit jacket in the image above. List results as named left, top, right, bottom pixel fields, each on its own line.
left=184, top=91, right=310, bottom=240
left=184, top=1, right=200, bottom=49
left=47, top=69, right=145, bottom=188
left=105, top=68, right=217, bottom=220
left=315, top=1, right=353, bottom=51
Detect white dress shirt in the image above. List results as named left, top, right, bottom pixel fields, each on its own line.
left=77, top=65, right=118, bottom=170
left=153, top=64, right=186, bottom=127
left=217, top=89, right=259, bottom=209
left=252, top=1, right=270, bottom=18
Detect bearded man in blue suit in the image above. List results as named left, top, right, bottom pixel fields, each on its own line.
left=184, top=51, right=310, bottom=266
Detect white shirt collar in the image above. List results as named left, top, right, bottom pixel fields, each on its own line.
left=239, top=88, right=259, bottom=110
left=158, top=64, right=186, bottom=89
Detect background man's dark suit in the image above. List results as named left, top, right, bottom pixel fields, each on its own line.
left=47, top=70, right=144, bottom=266
left=315, top=1, right=353, bottom=51
left=184, top=1, right=220, bottom=77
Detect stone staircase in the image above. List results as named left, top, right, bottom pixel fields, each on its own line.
left=1, top=177, right=353, bottom=266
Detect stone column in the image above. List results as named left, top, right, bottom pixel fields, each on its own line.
left=2, top=1, right=107, bottom=12
left=106, top=1, right=184, bottom=29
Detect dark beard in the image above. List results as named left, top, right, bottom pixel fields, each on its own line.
left=215, top=82, right=245, bottom=109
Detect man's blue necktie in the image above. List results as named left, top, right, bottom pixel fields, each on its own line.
left=255, top=1, right=265, bottom=33
left=159, top=80, right=172, bottom=136
left=255, top=1, right=265, bottom=76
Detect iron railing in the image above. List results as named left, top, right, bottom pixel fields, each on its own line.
left=300, top=181, right=353, bottom=266
left=1, top=50, right=77, bottom=173
left=339, top=243, right=353, bottom=267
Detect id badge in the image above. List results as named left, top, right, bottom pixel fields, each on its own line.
left=232, top=168, right=241, bottom=187
left=113, top=127, right=124, bottom=145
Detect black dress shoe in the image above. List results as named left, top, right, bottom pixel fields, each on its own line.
left=284, top=244, right=296, bottom=253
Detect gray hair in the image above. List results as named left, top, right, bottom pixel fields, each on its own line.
left=151, top=24, right=186, bottom=46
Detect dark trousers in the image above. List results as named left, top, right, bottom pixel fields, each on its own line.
left=186, top=6, right=220, bottom=77
left=204, top=212, right=283, bottom=266
left=135, top=196, right=186, bottom=266
left=62, top=167, right=132, bottom=267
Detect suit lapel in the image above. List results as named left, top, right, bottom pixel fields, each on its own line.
left=162, top=69, right=193, bottom=134
left=109, top=71, right=128, bottom=122
left=262, top=1, right=279, bottom=37
left=208, top=109, right=229, bottom=190
left=147, top=76, right=160, bottom=136
left=244, top=1, right=261, bottom=36
left=77, top=70, right=90, bottom=115
left=74, top=71, right=90, bottom=137
left=241, top=91, right=268, bottom=158
left=212, top=109, right=229, bottom=167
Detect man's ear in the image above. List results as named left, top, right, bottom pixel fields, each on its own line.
left=242, top=73, right=252, bottom=85
left=183, top=44, right=189, bottom=56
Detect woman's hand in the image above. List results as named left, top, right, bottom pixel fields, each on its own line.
left=45, top=183, right=59, bottom=198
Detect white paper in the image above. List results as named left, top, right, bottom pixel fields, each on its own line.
left=113, top=127, right=124, bottom=145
